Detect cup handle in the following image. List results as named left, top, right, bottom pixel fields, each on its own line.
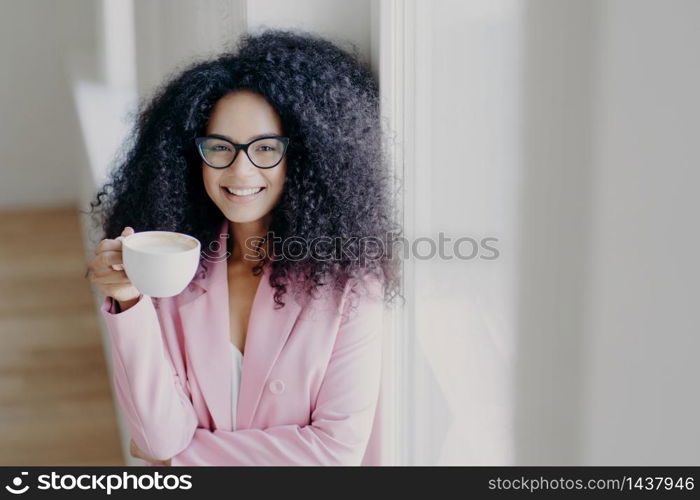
left=113, top=236, right=126, bottom=271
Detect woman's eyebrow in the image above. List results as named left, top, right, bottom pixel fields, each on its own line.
left=208, top=132, right=281, bottom=142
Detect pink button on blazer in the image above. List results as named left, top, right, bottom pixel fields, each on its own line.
left=100, top=218, right=386, bottom=466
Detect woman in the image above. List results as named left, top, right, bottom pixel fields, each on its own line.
left=86, top=29, right=402, bottom=465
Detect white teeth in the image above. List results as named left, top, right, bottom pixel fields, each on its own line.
left=225, top=187, right=263, bottom=196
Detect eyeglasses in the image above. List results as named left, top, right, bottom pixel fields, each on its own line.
left=195, top=135, right=290, bottom=169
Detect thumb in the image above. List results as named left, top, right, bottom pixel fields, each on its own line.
left=116, top=226, right=134, bottom=244
left=117, top=226, right=134, bottom=239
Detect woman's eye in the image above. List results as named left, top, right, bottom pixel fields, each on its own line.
left=212, top=145, right=231, bottom=152
left=257, top=145, right=275, bottom=152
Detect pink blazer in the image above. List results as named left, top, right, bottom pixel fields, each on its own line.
left=100, top=219, right=385, bottom=466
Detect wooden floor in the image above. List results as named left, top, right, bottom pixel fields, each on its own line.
left=0, top=206, right=124, bottom=465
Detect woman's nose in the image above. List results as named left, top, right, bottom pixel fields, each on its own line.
left=228, top=147, right=258, bottom=172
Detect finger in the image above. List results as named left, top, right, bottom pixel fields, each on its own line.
left=94, top=273, right=132, bottom=285
left=95, top=239, right=123, bottom=254
left=92, top=263, right=117, bottom=278
left=91, top=261, right=124, bottom=277
left=95, top=227, right=134, bottom=254
left=91, top=266, right=128, bottom=280
left=116, top=226, right=135, bottom=243
left=95, top=250, right=124, bottom=269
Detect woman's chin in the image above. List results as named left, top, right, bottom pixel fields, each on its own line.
left=220, top=206, right=266, bottom=224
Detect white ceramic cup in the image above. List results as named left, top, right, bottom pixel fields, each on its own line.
left=121, top=231, right=201, bottom=298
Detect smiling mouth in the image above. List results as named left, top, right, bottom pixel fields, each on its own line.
left=222, top=186, right=265, bottom=196
left=221, top=186, right=266, bottom=202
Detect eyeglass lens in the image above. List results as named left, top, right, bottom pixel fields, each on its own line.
left=199, top=137, right=286, bottom=168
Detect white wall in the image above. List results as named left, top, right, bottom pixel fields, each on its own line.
left=514, top=0, right=598, bottom=465
left=246, top=0, right=373, bottom=66
left=582, top=0, right=700, bottom=464
left=131, top=0, right=373, bottom=107
left=405, top=0, right=522, bottom=465
left=133, top=0, right=247, bottom=100
left=398, top=0, right=700, bottom=465
left=0, top=0, right=98, bottom=209
left=511, top=0, right=700, bottom=465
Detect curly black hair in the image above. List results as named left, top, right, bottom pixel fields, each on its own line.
left=87, top=28, right=403, bottom=310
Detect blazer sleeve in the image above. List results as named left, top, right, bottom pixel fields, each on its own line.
left=101, top=294, right=199, bottom=461
left=168, top=278, right=385, bottom=466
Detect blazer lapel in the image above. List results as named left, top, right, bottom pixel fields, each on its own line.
left=177, top=219, right=302, bottom=431
left=235, top=262, right=302, bottom=430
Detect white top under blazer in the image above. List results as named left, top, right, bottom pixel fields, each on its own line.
left=230, top=342, right=243, bottom=430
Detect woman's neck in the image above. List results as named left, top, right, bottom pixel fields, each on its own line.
left=227, top=217, right=272, bottom=267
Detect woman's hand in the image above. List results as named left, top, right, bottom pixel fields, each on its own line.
left=130, top=439, right=172, bottom=466
left=87, top=226, right=141, bottom=310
